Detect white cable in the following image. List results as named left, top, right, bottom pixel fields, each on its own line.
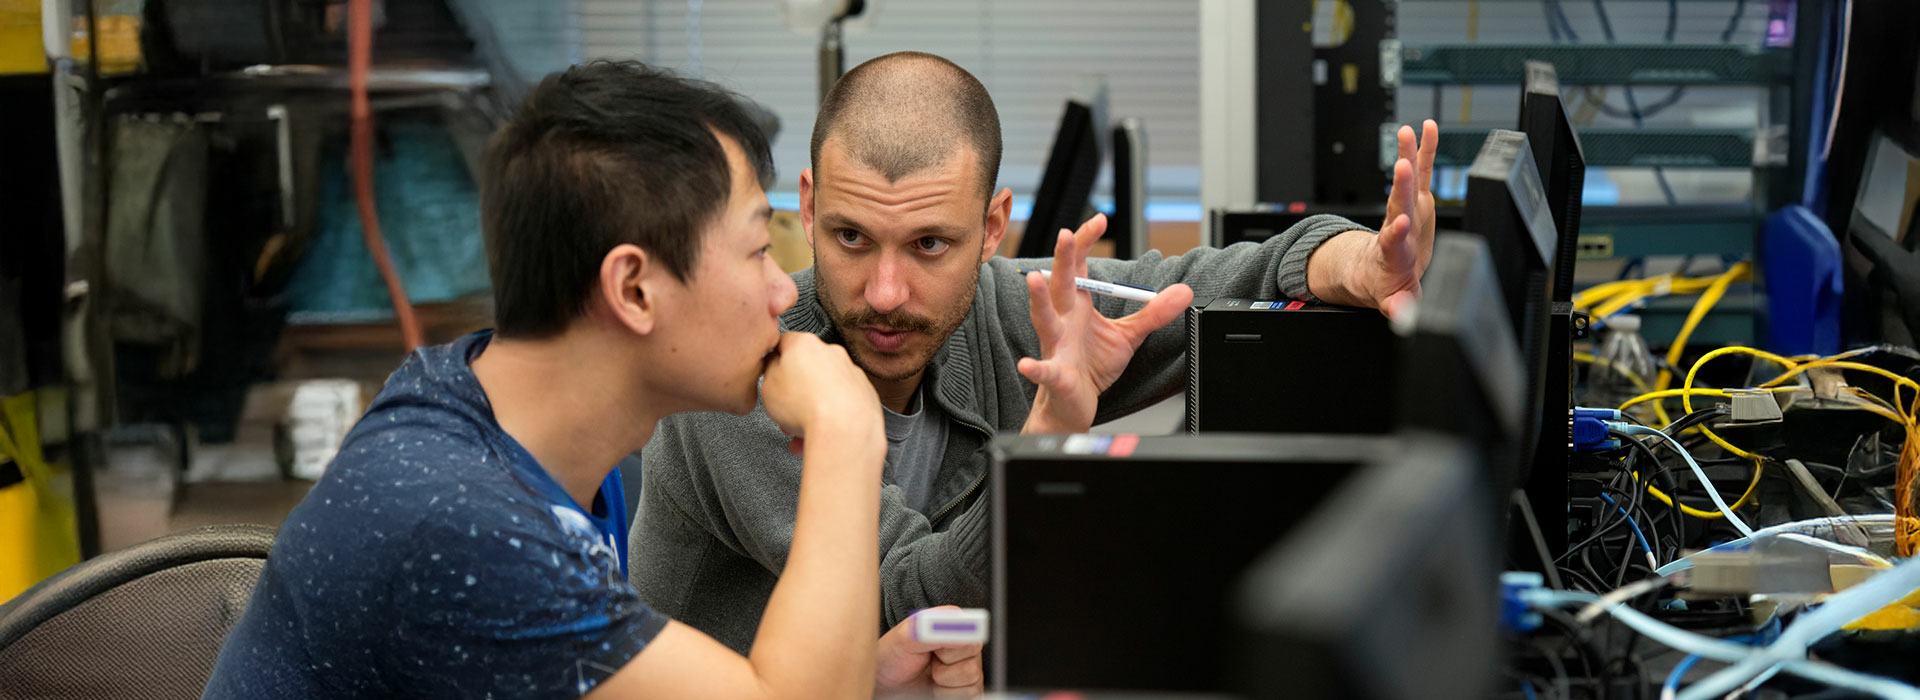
left=1615, top=424, right=1756, bottom=538
left=1577, top=575, right=1673, bottom=624
left=1774, top=532, right=1895, bottom=569
left=1676, top=555, right=1920, bottom=700
left=1821, top=0, right=1853, bottom=161
left=1657, top=514, right=1895, bottom=577
left=1528, top=590, right=1920, bottom=700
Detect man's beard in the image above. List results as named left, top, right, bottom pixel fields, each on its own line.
left=816, top=261, right=979, bottom=383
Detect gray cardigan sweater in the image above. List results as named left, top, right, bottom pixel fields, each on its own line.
left=628, top=214, right=1366, bottom=653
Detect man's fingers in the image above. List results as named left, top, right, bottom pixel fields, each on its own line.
left=1049, top=229, right=1078, bottom=312
left=1017, top=357, right=1063, bottom=387
left=931, top=643, right=983, bottom=665
left=1073, top=213, right=1107, bottom=278
left=930, top=655, right=985, bottom=688
left=1418, top=119, right=1439, bottom=192
left=1115, top=283, right=1196, bottom=343
left=1073, top=212, right=1109, bottom=251
left=1395, top=158, right=1416, bottom=210
left=1025, top=270, right=1060, bottom=341
left=1398, top=124, right=1416, bottom=166
left=1378, top=214, right=1413, bottom=270
left=932, top=683, right=985, bottom=698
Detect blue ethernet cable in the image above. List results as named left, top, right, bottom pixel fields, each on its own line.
left=1609, top=422, right=1756, bottom=538
left=1598, top=492, right=1655, bottom=564
left=1519, top=588, right=1920, bottom=700
left=1661, top=654, right=1702, bottom=700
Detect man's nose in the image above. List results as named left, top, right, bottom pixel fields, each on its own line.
left=768, top=256, right=797, bottom=317
left=864, top=251, right=909, bottom=313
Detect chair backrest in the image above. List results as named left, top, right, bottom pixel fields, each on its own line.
left=0, top=523, right=276, bottom=700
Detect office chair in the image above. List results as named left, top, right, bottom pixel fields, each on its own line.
left=0, top=523, right=276, bottom=700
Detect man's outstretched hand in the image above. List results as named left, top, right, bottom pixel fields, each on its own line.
left=1019, top=213, right=1194, bottom=434
left=1309, top=119, right=1439, bottom=319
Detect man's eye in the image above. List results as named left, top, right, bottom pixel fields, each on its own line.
left=836, top=229, right=861, bottom=245
left=915, top=237, right=950, bottom=254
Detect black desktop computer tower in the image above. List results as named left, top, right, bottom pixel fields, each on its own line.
left=989, top=433, right=1381, bottom=693
left=1185, top=297, right=1396, bottom=434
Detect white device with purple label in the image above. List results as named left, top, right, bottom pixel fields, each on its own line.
left=913, top=608, right=990, bottom=645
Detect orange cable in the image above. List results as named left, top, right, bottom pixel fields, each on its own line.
left=350, top=0, right=425, bottom=350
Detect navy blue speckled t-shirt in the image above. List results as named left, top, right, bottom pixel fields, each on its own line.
left=202, top=332, right=669, bottom=699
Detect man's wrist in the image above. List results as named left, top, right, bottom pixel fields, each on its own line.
left=804, top=414, right=885, bottom=465
left=1305, top=229, right=1371, bottom=307
left=1020, top=390, right=1078, bottom=434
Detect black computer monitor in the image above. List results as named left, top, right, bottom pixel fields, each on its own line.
left=1108, top=117, right=1147, bottom=260
left=1843, top=130, right=1920, bottom=343
left=1463, top=130, right=1559, bottom=475
left=1017, top=81, right=1110, bottom=259
left=1231, top=432, right=1499, bottom=700
left=989, top=433, right=1380, bottom=693
left=1518, top=61, right=1588, bottom=302
left=1514, top=63, right=1590, bottom=555
left=1395, top=233, right=1527, bottom=496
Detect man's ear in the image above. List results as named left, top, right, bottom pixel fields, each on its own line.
left=799, top=168, right=817, bottom=249
left=599, top=243, right=660, bottom=336
left=981, top=187, right=1014, bottom=263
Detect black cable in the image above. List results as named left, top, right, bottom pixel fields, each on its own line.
left=1559, top=500, right=1637, bottom=566
left=1525, top=636, right=1574, bottom=699
left=1539, top=608, right=1609, bottom=693
left=1597, top=86, right=1689, bottom=120
left=1547, top=0, right=1581, bottom=43
left=1605, top=478, right=1661, bottom=578
left=1613, top=526, right=1636, bottom=587
left=1580, top=543, right=1613, bottom=590
left=1593, top=87, right=1690, bottom=120
left=1617, top=423, right=1688, bottom=551
left=1590, top=0, right=1616, bottom=40
left=1513, top=490, right=1569, bottom=590
left=1559, top=564, right=1608, bottom=593
left=1593, top=0, right=1680, bottom=205
left=1603, top=468, right=1648, bottom=586
left=1653, top=453, right=1685, bottom=554
left=1600, top=412, right=1722, bottom=566
left=1721, top=0, right=1748, bottom=43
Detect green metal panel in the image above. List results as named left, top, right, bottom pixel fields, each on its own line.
left=1398, top=44, right=1792, bottom=86
left=1434, top=127, right=1757, bottom=168
left=1576, top=205, right=1758, bottom=260
left=1626, top=286, right=1759, bottom=349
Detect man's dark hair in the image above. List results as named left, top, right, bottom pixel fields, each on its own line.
left=481, top=60, right=775, bottom=338
left=809, top=52, right=1001, bottom=199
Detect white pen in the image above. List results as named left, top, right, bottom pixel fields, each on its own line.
left=1017, top=268, right=1160, bottom=303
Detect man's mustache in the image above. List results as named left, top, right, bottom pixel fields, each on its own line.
left=836, top=307, right=937, bottom=334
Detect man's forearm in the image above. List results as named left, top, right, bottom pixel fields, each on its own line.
left=749, top=424, right=884, bottom=698
left=1303, top=229, right=1373, bottom=308
left=877, top=496, right=990, bottom=629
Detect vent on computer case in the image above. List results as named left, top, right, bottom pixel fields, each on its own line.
left=1186, top=306, right=1201, bottom=434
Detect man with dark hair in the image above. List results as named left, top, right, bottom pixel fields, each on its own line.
left=202, top=60, right=983, bottom=700
left=629, top=51, right=1440, bottom=653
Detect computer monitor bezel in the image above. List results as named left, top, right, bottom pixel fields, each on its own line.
left=1018, top=81, right=1111, bottom=258
left=1518, top=60, right=1588, bottom=302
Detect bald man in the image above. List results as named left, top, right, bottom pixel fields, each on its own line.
left=629, top=51, right=1440, bottom=652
